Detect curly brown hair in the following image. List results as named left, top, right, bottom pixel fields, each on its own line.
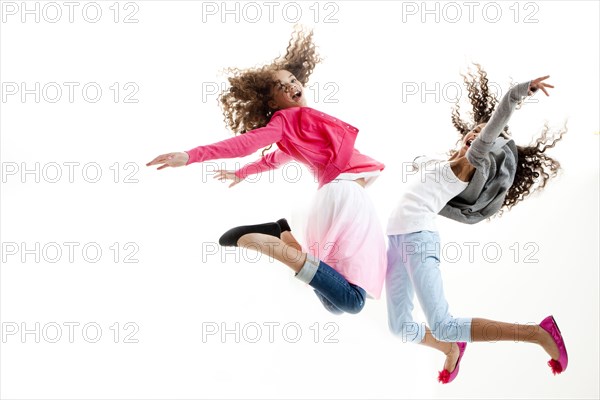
left=451, top=64, right=567, bottom=211
left=218, top=27, right=321, bottom=156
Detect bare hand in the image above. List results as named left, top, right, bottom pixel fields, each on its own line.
left=146, top=152, right=189, bottom=170
left=213, top=170, right=242, bottom=188
left=529, top=75, right=554, bottom=96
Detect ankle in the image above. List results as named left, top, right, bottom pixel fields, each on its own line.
left=444, top=343, right=457, bottom=356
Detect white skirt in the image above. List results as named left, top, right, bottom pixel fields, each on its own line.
left=303, top=179, right=387, bottom=299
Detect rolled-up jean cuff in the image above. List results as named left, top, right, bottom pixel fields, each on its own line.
left=295, top=253, right=319, bottom=284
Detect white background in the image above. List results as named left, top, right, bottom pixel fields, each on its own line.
left=1, top=0, right=599, bottom=399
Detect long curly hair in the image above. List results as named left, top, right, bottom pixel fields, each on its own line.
left=218, top=27, right=321, bottom=154
left=451, top=64, right=567, bottom=211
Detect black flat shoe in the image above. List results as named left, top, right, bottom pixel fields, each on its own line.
left=276, top=218, right=291, bottom=233
left=218, top=222, right=281, bottom=247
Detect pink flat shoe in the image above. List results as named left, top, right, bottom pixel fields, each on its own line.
left=438, top=342, right=467, bottom=384
left=539, top=315, right=568, bottom=374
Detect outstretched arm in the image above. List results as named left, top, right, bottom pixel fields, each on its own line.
left=467, top=76, right=554, bottom=165
left=146, top=115, right=285, bottom=170
left=214, top=149, right=294, bottom=188
left=146, top=151, right=190, bottom=170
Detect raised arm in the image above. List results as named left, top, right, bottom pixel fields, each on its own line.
left=467, top=81, right=529, bottom=160
left=467, top=76, right=553, bottom=166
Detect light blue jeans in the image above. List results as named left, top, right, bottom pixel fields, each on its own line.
left=386, top=231, right=471, bottom=343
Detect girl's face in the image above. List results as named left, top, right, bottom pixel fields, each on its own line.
left=268, top=70, right=307, bottom=110
left=459, top=122, right=485, bottom=155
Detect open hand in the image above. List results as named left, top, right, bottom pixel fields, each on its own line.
left=146, top=152, right=189, bottom=170
left=213, top=170, right=242, bottom=188
left=529, top=75, right=554, bottom=96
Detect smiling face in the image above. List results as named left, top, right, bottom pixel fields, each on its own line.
left=458, top=123, right=487, bottom=155
left=268, top=70, right=307, bottom=110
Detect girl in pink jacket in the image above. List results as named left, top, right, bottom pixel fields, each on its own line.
left=147, top=29, right=386, bottom=314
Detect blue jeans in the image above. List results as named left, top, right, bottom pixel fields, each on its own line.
left=386, top=231, right=471, bottom=343
left=296, top=253, right=366, bottom=315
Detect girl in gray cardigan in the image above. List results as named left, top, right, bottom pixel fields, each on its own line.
left=386, top=66, right=568, bottom=384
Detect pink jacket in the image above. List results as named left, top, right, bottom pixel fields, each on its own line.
left=185, top=107, right=384, bottom=187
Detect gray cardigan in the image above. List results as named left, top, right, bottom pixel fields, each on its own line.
left=439, top=81, right=531, bottom=224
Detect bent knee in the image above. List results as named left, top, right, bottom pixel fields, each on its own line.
left=342, top=287, right=366, bottom=314
left=344, top=296, right=365, bottom=314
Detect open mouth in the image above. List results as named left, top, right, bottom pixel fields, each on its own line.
left=291, top=90, right=302, bottom=101
left=466, top=134, right=477, bottom=147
